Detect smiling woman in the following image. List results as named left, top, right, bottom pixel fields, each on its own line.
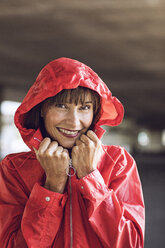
left=41, top=97, right=93, bottom=149
left=0, top=57, right=145, bottom=248
left=25, top=87, right=101, bottom=149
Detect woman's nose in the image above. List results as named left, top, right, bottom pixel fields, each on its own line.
left=67, top=109, right=81, bottom=128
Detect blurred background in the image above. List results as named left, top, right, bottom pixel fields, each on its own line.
left=0, top=0, right=164, bottom=247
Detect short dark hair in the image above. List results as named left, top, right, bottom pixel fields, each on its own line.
left=25, top=87, right=101, bottom=136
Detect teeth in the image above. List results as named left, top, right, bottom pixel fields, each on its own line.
left=58, top=128, right=78, bottom=135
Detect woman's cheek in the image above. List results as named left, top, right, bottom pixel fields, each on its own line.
left=84, top=112, right=93, bottom=128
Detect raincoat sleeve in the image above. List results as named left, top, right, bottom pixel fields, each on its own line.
left=77, top=147, right=145, bottom=248
left=0, top=156, right=68, bottom=248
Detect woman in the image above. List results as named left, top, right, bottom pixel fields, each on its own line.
left=0, top=57, right=145, bottom=247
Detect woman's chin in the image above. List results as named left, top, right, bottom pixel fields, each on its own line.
left=57, top=139, right=76, bottom=149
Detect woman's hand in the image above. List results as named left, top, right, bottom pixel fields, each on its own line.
left=33, top=137, right=70, bottom=193
left=71, top=130, right=103, bottom=179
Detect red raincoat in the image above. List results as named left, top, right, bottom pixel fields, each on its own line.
left=0, top=58, right=145, bottom=248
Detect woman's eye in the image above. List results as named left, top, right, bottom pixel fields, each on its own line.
left=80, top=105, right=91, bottom=110
left=55, top=103, right=67, bottom=109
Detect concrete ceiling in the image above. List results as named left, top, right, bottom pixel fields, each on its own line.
left=0, top=0, right=165, bottom=130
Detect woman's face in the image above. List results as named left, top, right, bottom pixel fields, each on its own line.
left=41, top=93, right=94, bottom=148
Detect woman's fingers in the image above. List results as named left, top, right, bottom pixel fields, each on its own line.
left=54, top=146, right=63, bottom=156
left=87, top=130, right=101, bottom=145
left=63, top=148, right=69, bottom=155
left=76, top=131, right=101, bottom=150
left=38, top=137, right=51, bottom=154
left=80, top=134, right=91, bottom=145
left=46, top=141, right=58, bottom=155
left=33, top=138, right=69, bottom=159
left=33, top=138, right=62, bottom=158
left=75, top=139, right=82, bottom=146
left=33, top=138, right=51, bottom=158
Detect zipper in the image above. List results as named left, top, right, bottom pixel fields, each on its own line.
left=69, top=174, right=73, bottom=248
left=68, top=159, right=76, bottom=248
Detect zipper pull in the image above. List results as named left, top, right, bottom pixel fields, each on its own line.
left=66, top=159, right=76, bottom=177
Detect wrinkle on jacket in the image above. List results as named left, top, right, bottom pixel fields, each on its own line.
left=0, top=57, right=145, bottom=248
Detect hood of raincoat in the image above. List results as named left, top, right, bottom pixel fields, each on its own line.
left=14, top=57, right=124, bottom=150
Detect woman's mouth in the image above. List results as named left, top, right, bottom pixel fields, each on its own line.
left=57, top=127, right=80, bottom=138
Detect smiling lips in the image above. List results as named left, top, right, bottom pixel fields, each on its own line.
left=57, top=127, right=80, bottom=138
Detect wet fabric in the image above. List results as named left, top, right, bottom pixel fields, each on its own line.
left=0, top=58, right=145, bottom=247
